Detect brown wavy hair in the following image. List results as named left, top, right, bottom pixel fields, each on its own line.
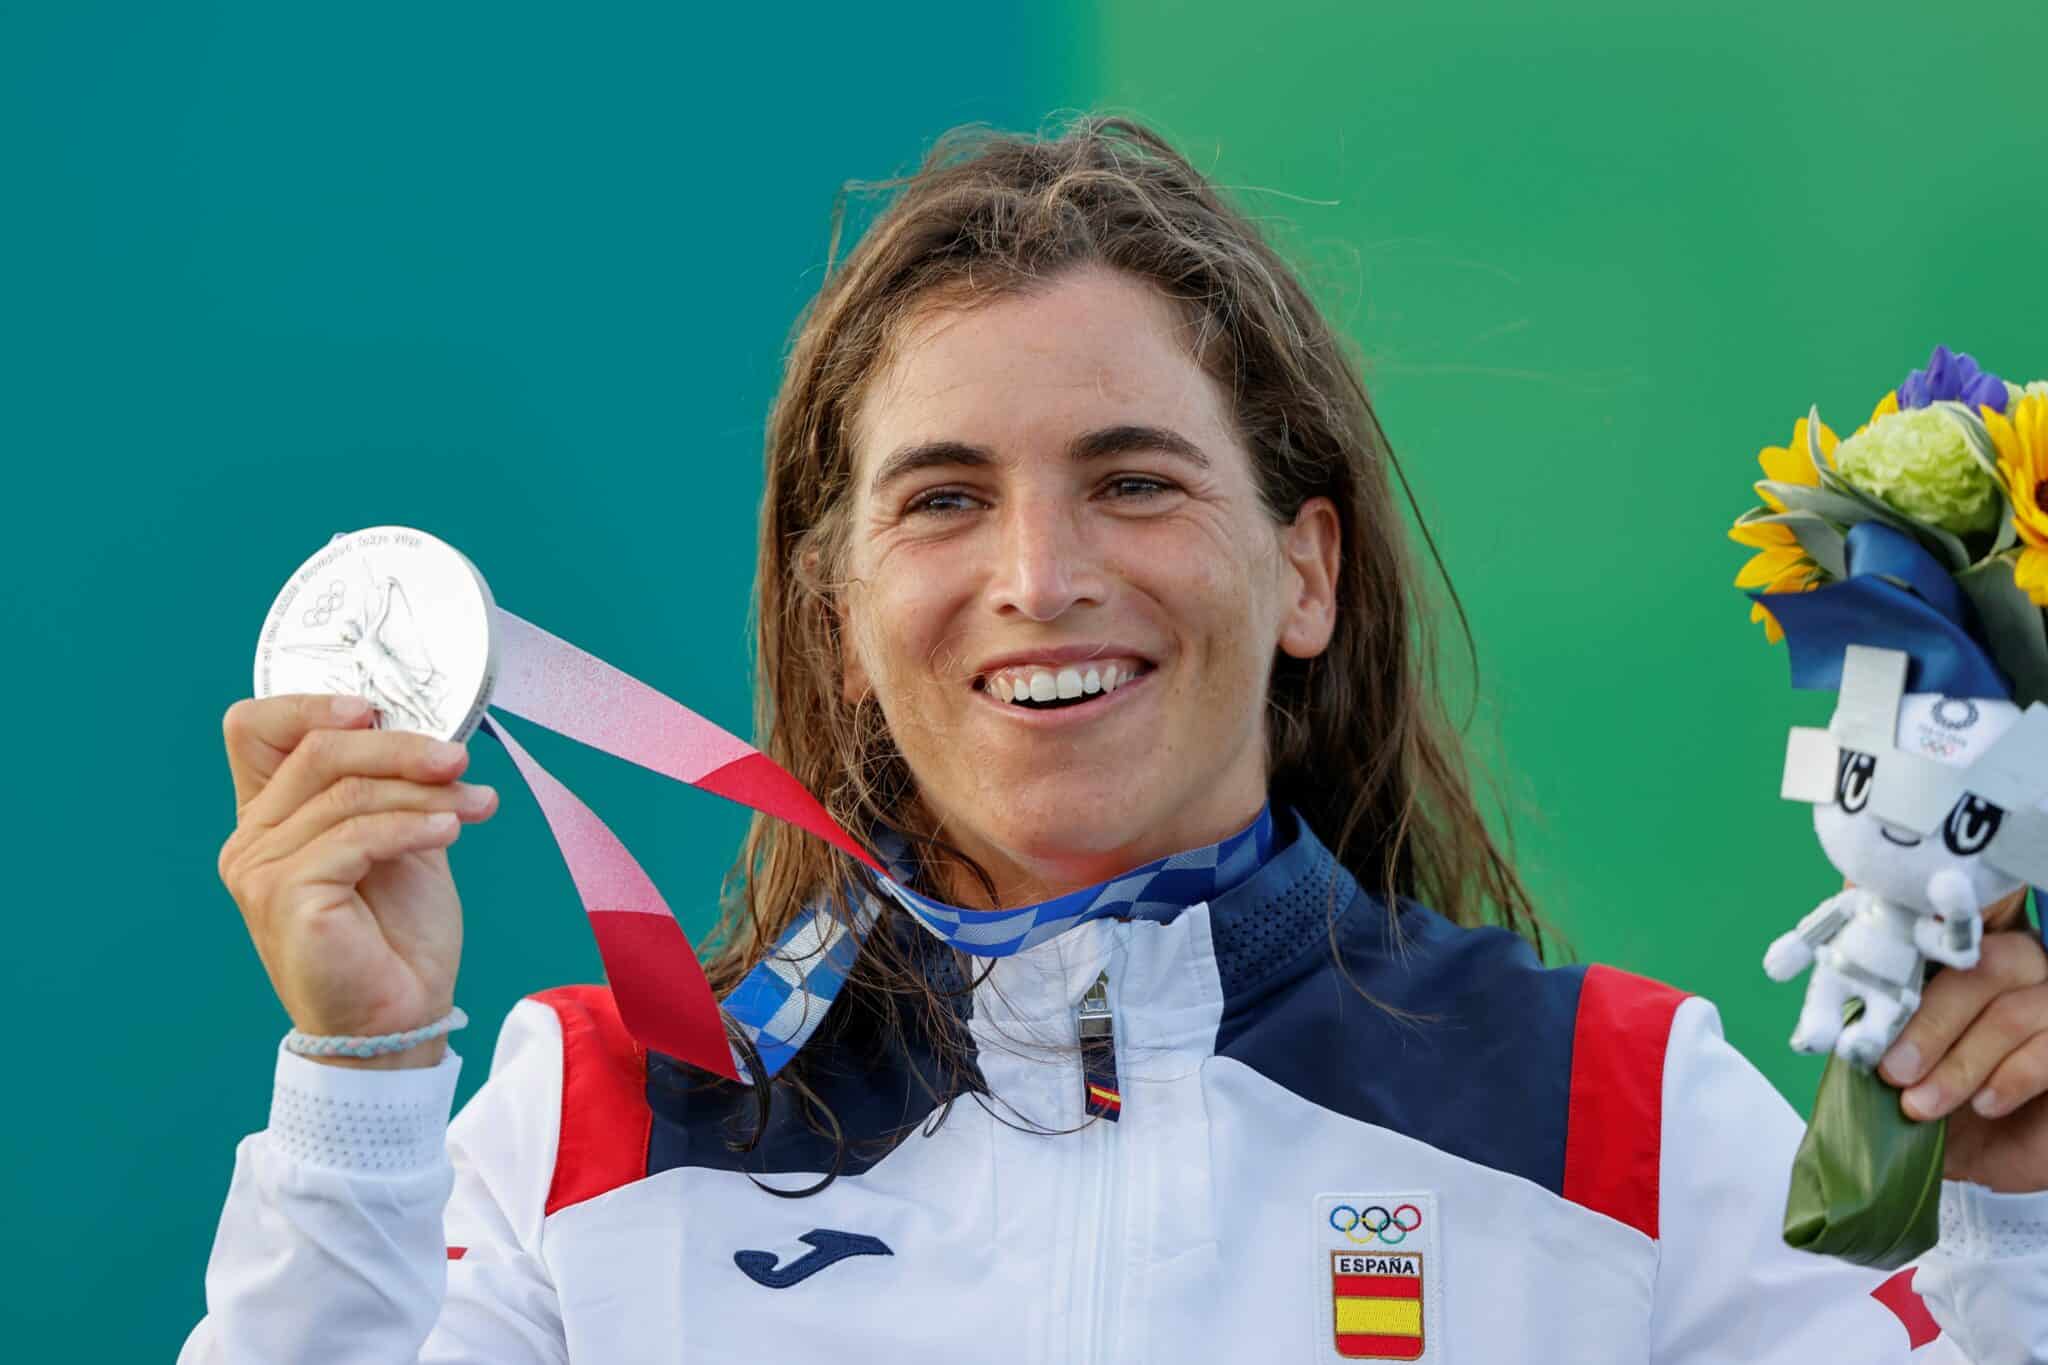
left=699, top=114, right=1545, bottom=1125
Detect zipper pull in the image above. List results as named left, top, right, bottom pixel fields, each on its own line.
left=1078, top=970, right=1122, bottom=1122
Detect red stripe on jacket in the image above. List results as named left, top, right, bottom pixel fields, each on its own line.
left=532, top=985, right=653, bottom=1218
left=1871, top=1268, right=1940, bottom=1349
left=1561, top=964, right=1688, bottom=1240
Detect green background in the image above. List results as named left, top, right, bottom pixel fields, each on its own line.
left=3, top=1, right=2043, bottom=1355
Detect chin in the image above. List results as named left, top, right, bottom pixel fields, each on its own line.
left=959, top=772, right=1156, bottom=862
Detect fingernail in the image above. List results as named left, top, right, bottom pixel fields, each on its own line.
left=1972, top=1087, right=2006, bottom=1118
left=1881, top=1041, right=1921, bottom=1086
left=457, top=783, right=496, bottom=812
left=332, top=697, right=370, bottom=722
left=1903, top=1081, right=1944, bottom=1119
left=429, top=740, right=466, bottom=764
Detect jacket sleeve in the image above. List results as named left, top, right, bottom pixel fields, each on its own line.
left=1650, top=996, right=2048, bottom=1363
left=177, top=998, right=572, bottom=1364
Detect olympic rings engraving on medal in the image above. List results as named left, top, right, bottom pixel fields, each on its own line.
left=257, top=529, right=497, bottom=745
left=1328, top=1202, right=1424, bottom=1245
left=302, top=580, right=346, bottom=629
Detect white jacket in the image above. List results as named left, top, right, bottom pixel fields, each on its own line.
left=181, top=813, right=2048, bottom=1362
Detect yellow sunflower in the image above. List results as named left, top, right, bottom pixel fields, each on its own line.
left=1858, top=388, right=1901, bottom=434
left=1754, top=413, right=1838, bottom=511
left=1730, top=520, right=1822, bottom=642
left=1735, top=415, right=1838, bottom=641
left=1982, top=390, right=2048, bottom=606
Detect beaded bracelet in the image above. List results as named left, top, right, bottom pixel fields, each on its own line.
left=283, top=1006, right=469, bottom=1059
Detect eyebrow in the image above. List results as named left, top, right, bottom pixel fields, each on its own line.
left=868, top=423, right=1212, bottom=496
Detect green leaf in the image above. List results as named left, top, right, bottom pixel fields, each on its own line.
left=1782, top=998, right=1945, bottom=1269
left=1957, top=557, right=2048, bottom=708
left=1935, top=400, right=2006, bottom=485
left=1759, top=480, right=1888, bottom=527
left=1805, top=404, right=1833, bottom=473
left=1994, top=504, right=2018, bottom=556
left=1736, top=510, right=1847, bottom=580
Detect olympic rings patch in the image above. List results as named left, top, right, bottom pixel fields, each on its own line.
left=1328, top=1202, right=1423, bottom=1246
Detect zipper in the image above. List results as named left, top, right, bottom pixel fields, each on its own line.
left=1078, top=969, right=1122, bottom=1121
left=1076, top=968, right=1125, bottom=1364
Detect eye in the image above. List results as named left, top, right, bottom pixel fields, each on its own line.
left=903, top=487, right=982, bottom=518
left=1099, top=475, right=1175, bottom=502
left=1943, top=793, right=2004, bottom=856
left=1836, top=751, right=1876, bottom=813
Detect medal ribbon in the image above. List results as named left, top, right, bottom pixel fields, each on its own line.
left=475, top=608, right=1275, bottom=1082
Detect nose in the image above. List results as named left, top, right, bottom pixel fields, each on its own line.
left=988, top=494, right=1106, bottom=623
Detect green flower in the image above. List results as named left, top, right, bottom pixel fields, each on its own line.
left=1833, top=406, right=2002, bottom=535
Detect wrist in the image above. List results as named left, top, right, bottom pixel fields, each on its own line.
left=270, top=1036, right=463, bottom=1173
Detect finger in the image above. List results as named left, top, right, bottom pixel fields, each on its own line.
left=244, top=726, right=471, bottom=832
left=260, top=777, right=499, bottom=862
left=1984, top=886, right=2030, bottom=932
left=223, top=694, right=377, bottom=808
left=1899, top=980, right=2048, bottom=1120
left=1971, top=1028, right=2048, bottom=1120
left=1881, top=931, right=2048, bottom=1088
left=291, top=809, right=464, bottom=890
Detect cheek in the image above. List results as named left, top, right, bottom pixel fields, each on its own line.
left=1814, top=806, right=1876, bottom=876
left=845, top=553, right=972, bottom=721
left=1153, top=534, right=1282, bottom=683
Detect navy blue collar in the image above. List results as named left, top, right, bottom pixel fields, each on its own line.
left=1117, top=806, right=1376, bottom=998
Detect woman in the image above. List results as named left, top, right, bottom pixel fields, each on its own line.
left=186, top=117, right=2047, bottom=1361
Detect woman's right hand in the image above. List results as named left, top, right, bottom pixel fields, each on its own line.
left=217, top=693, right=500, bottom=1069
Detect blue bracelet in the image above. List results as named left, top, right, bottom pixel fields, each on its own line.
left=283, top=1006, right=468, bottom=1059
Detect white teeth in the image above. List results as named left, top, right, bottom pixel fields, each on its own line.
left=985, top=658, right=1144, bottom=705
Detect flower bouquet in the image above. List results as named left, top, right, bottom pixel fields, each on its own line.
left=1732, top=344, right=2048, bottom=702
left=1731, top=346, right=2048, bottom=1267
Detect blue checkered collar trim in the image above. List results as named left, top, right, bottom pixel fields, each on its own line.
left=872, top=803, right=1277, bottom=954
left=721, top=803, right=1279, bottom=1082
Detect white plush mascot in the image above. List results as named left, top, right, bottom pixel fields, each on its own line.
left=1764, top=644, right=2048, bottom=1068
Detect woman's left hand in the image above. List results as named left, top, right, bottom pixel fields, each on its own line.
left=1879, top=890, right=2048, bottom=1192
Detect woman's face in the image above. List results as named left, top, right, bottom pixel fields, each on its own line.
left=840, top=266, right=1339, bottom=905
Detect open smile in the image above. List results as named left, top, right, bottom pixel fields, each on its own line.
left=970, top=657, right=1157, bottom=725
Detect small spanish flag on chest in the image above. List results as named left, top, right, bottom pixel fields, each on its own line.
left=1330, top=1250, right=1425, bottom=1360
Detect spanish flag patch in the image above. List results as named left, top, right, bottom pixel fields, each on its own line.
left=1316, top=1193, right=1439, bottom=1363
left=1331, top=1250, right=1424, bottom=1359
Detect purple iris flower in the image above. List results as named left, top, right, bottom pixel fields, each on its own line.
left=1897, top=344, right=2008, bottom=413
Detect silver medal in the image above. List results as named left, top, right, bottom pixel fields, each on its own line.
left=253, top=526, right=499, bottom=743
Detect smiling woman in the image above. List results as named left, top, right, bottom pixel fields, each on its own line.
left=835, top=268, right=1342, bottom=905
left=184, top=115, right=2048, bottom=1364
left=730, top=121, right=1549, bottom=995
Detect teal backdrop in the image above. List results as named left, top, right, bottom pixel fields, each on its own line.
left=2, top=1, right=2043, bottom=1356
